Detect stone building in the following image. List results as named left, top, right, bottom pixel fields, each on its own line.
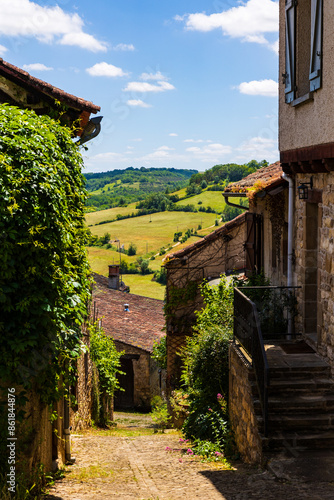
left=93, top=274, right=166, bottom=410
left=0, top=59, right=101, bottom=473
left=164, top=212, right=248, bottom=392
left=229, top=0, right=334, bottom=463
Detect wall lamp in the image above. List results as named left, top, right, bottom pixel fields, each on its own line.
left=298, top=177, right=313, bottom=200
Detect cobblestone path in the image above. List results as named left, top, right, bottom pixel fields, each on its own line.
left=45, top=413, right=334, bottom=500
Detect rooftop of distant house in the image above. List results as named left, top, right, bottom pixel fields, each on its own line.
left=0, top=59, right=100, bottom=114
left=224, top=161, right=283, bottom=193
left=92, top=273, right=165, bottom=353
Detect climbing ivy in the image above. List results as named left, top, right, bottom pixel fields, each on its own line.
left=0, top=104, right=90, bottom=406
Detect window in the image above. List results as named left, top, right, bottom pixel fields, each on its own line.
left=284, top=0, right=323, bottom=104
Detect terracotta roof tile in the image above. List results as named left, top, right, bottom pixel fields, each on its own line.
left=224, top=161, right=283, bottom=192
left=92, top=273, right=165, bottom=353
left=0, top=58, right=100, bottom=113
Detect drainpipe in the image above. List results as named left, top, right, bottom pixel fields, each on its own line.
left=282, top=172, right=294, bottom=338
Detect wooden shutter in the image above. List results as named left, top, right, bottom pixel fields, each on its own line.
left=285, top=0, right=296, bottom=103
left=309, top=0, right=323, bottom=91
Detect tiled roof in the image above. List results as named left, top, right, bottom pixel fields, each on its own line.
left=0, top=58, right=100, bottom=113
left=92, top=273, right=165, bottom=353
left=224, top=161, right=283, bottom=192
left=164, top=211, right=247, bottom=262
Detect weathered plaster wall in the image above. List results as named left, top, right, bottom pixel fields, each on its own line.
left=229, top=344, right=263, bottom=465
left=279, top=0, right=334, bottom=152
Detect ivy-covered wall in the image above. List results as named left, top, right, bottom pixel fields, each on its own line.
left=0, top=105, right=91, bottom=478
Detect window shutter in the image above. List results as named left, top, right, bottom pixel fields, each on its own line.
left=309, top=0, right=323, bottom=91
left=285, top=0, right=296, bottom=103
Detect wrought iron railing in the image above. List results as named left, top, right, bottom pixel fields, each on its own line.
left=233, top=287, right=269, bottom=436
left=239, top=286, right=301, bottom=341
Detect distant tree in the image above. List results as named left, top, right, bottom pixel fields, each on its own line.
left=127, top=242, right=137, bottom=256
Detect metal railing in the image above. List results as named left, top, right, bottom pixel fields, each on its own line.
left=233, top=285, right=301, bottom=436
left=233, top=287, right=269, bottom=436
left=239, top=286, right=301, bottom=341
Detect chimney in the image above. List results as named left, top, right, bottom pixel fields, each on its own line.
left=108, top=264, right=120, bottom=290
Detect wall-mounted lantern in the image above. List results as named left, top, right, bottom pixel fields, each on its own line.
left=298, top=177, right=313, bottom=200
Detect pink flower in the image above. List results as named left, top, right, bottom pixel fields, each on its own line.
left=208, top=408, right=212, bottom=412
left=217, top=393, right=223, bottom=400
left=178, top=458, right=183, bottom=463
left=187, top=449, right=194, bottom=455
left=214, top=452, right=222, bottom=456
left=179, top=438, right=184, bottom=442
left=165, top=446, right=172, bottom=452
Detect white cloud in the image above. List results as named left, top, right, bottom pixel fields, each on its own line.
left=22, top=63, right=53, bottom=71
left=123, top=81, right=175, bottom=93
left=112, top=43, right=135, bottom=51
left=0, top=44, right=8, bottom=56
left=236, top=136, right=278, bottom=160
left=169, top=133, right=178, bottom=137
left=127, top=99, right=152, bottom=108
left=59, top=33, right=107, bottom=52
left=0, top=0, right=107, bottom=51
left=185, top=143, right=232, bottom=162
left=184, top=139, right=204, bottom=143
left=139, top=71, right=168, bottom=81
left=176, top=0, right=278, bottom=50
left=237, top=79, right=278, bottom=97
left=88, top=151, right=127, bottom=162
left=86, top=62, right=128, bottom=78
left=156, top=146, right=174, bottom=151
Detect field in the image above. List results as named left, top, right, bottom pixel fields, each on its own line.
left=85, top=192, right=227, bottom=298
left=176, top=189, right=227, bottom=212
left=87, top=211, right=218, bottom=255
left=86, top=203, right=138, bottom=226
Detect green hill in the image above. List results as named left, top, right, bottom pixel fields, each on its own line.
left=84, top=167, right=197, bottom=211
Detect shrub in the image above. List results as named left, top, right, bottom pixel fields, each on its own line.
left=127, top=242, right=137, bottom=256
left=150, top=396, right=171, bottom=432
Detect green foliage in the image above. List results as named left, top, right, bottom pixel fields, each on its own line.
left=151, top=336, right=167, bottom=369
left=85, top=167, right=196, bottom=211
left=150, top=396, right=171, bottom=432
left=89, top=323, right=123, bottom=397
left=221, top=197, right=248, bottom=222
left=153, top=267, right=167, bottom=286
left=127, top=242, right=137, bottom=256
left=179, top=276, right=235, bottom=450
left=0, top=104, right=90, bottom=405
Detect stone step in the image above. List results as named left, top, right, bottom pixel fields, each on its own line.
left=252, top=378, right=334, bottom=397
left=254, top=394, right=334, bottom=414
left=257, top=412, right=334, bottom=433
left=262, top=430, right=334, bottom=452
left=269, top=364, right=331, bottom=380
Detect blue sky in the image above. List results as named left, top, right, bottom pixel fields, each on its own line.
left=0, top=0, right=279, bottom=173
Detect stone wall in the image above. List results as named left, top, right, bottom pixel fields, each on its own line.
left=229, top=344, right=263, bottom=465
left=70, top=333, right=93, bottom=431
left=293, top=172, right=334, bottom=371
left=114, top=341, right=164, bottom=409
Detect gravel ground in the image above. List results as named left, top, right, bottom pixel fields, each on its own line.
left=44, top=412, right=334, bottom=500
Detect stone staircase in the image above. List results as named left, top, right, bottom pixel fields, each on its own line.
left=252, top=343, right=334, bottom=454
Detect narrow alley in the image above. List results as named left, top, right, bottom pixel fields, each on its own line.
left=44, top=412, right=334, bottom=500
